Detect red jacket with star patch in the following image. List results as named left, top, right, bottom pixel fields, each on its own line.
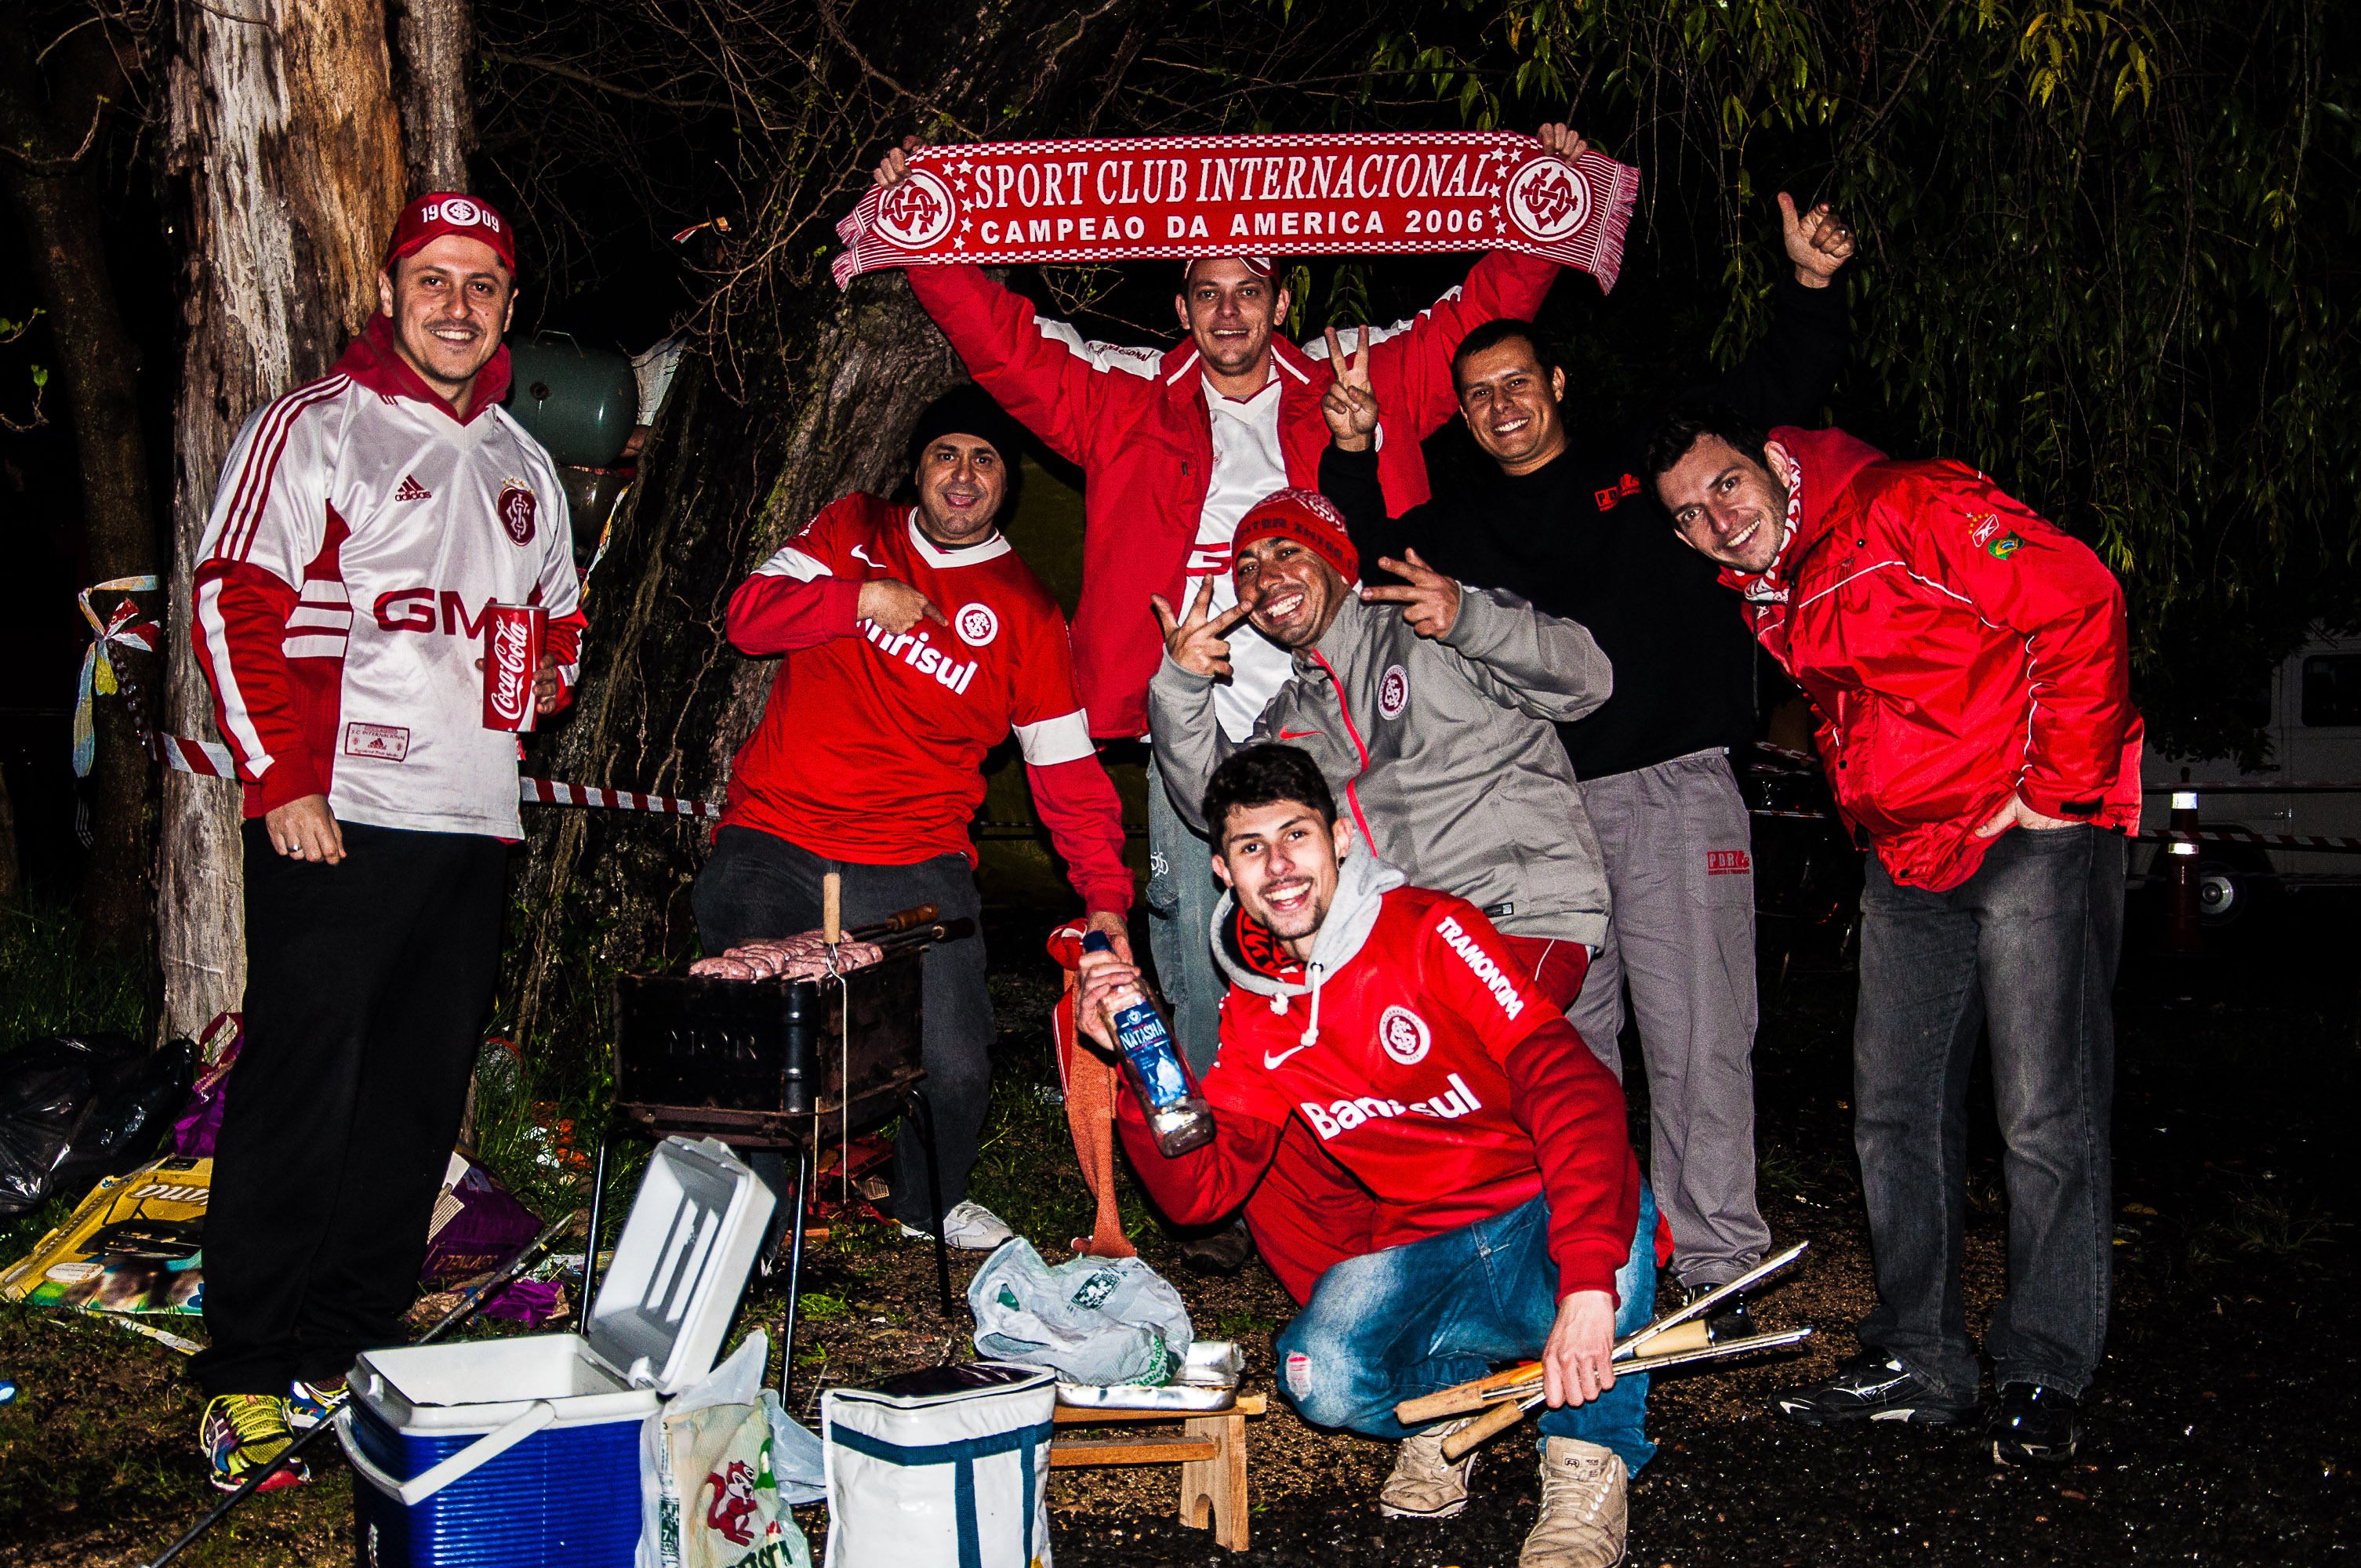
left=1721, top=426, right=2144, bottom=891
left=1117, top=857, right=1640, bottom=1304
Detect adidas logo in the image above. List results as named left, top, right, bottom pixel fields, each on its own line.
left=394, top=474, right=433, bottom=503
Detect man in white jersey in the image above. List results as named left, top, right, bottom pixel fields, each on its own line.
left=187, top=193, right=583, bottom=1491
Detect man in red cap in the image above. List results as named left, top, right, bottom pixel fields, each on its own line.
left=872, top=129, right=1590, bottom=1179
left=187, top=191, right=582, bottom=1490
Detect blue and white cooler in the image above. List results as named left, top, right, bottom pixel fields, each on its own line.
left=338, top=1135, right=775, bottom=1567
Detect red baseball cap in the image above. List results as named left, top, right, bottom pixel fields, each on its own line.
left=1181, top=255, right=1277, bottom=284
left=1235, top=488, right=1358, bottom=583
left=383, top=192, right=518, bottom=277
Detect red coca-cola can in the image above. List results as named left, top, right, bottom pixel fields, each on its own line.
left=481, top=603, right=547, bottom=733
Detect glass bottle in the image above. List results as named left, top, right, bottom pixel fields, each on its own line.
left=1080, top=931, right=1214, bottom=1156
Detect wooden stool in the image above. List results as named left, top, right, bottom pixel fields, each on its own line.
left=1048, top=1394, right=1266, bottom=1552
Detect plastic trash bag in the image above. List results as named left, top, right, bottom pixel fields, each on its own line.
left=0, top=1034, right=140, bottom=1217
left=637, top=1331, right=813, bottom=1568
left=419, top=1149, right=542, bottom=1286
left=170, top=1014, right=242, bottom=1158
left=49, top=1038, right=195, bottom=1202
left=966, top=1236, right=1193, bottom=1386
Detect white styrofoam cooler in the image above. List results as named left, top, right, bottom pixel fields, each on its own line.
left=339, top=1135, right=775, bottom=1567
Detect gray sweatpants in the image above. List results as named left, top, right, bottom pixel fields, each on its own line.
left=1567, top=748, right=1771, bottom=1290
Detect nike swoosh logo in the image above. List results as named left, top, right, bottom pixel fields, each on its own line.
left=1278, top=729, right=1321, bottom=740
left=1262, top=1042, right=1313, bottom=1070
left=850, top=545, right=883, bottom=567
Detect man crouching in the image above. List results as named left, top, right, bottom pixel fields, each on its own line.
left=1077, top=743, right=1658, bottom=1566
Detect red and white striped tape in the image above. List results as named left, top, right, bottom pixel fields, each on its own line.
left=144, top=726, right=720, bottom=820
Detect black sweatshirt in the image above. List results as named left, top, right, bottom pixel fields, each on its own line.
left=1323, top=272, right=1849, bottom=781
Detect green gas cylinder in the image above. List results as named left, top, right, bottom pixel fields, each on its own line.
left=503, top=332, right=640, bottom=467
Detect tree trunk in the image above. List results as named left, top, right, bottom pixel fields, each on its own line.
left=390, top=0, right=475, bottom=195
left=0, top=15, right=158, bottom=951
left=157, top=0, right=405, bottom=1040
left=506, top=0, right=1165, bottom=1053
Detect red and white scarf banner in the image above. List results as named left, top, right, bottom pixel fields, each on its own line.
left=834, top=132, right=1640, bottom=292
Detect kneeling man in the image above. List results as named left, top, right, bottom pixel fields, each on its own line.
left=1078, top=744, right=1656, bottom=1568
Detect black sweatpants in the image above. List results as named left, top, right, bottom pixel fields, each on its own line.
left=689, top=825, right=993, bottom=1230
left=193, top=819, right=507, bottom=1397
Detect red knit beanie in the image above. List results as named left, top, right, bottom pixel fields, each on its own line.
left=1234, top=488, right=1358, bottom=583
left=384, top=192, right=518, bottom=277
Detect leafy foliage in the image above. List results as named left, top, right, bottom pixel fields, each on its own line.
left=1367, top=0, right=2361, bottom=760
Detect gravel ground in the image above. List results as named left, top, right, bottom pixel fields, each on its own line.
left=3, top=895, right=2353, bottom=1566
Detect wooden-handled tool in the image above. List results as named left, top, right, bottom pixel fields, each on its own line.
left=1395, top=1319, right=1730, bottom=1425
left=823, top=872, right=842, bottom=945
left=1436, top=1326, right=1816, bottom=1462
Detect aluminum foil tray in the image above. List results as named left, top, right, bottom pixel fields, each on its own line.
left=1055, top=1340, right=1244, bottom=1411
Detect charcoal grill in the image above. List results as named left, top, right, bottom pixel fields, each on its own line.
left=589, top=902, right=972, bottom=1399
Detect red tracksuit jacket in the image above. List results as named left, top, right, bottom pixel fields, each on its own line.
left=906, top=254, right=1562, bottom=738
left=1725, top=426, right=2145, bottom=891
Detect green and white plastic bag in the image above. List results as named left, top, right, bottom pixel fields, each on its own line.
left=965, top=1239, right=1192, bottom=1385
left=638, top=1331, right=818, bottom=1568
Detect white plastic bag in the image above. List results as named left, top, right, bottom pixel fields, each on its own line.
left=639, top=1332, right=813, bottom=1568
left=822, top=1363, right=1055, bottom=1568
left=966, top=1239, right=1192, bottom=1385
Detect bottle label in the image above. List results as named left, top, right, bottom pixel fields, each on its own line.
left=1113, top=1006, right=1190, bottom=1109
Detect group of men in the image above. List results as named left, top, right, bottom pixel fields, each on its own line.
left=183, top=120, right=2139, bottom=1568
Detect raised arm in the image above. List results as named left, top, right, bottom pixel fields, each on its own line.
left=1317, top=325, right=1426, bottom=590
left=1430, top=579, right=1614, bottom=724
left=1689, top=193, right=1857, bottom=430
left=1146, top=578, right=1255, bottom=833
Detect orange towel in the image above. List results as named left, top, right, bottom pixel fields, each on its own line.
left=1048, top=923, right=1135, bottom=1258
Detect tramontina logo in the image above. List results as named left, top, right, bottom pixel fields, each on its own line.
left=878, top=170, right=958, bottom=248
left=954, top=601, right=1001, bottom=648
left=1378, top=1004, right=1431, bottom=1065
left=1506, top=157, right=1590, bottom=242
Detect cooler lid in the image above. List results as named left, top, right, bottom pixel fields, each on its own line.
left=583, top=1135, right=775, bottom=1396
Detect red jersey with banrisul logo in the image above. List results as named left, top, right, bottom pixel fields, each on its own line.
left=719, top=494, right=1126, bottom=906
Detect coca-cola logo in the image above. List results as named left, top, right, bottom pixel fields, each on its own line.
left=497, top=481, right=537, bottom=546
left=488, top=617, right=535, bottom=723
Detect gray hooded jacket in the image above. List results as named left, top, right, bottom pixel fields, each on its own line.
left=1150, top=581, right=1613, bottom=947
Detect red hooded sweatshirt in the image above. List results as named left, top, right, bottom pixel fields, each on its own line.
left=1720, top=426, right=2143, bottom=891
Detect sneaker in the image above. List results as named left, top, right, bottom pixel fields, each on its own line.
left=1772, top=1352, right=1980, bottom=1427
left=285, top=1378, right=348, bottom=1431
left=1520, top=1436, right=1627, bottom=1567
left=1178, top=1220, right=1257, bottom=1276
left=901, top=1200, right=1015, bottom=1251
left=1989, top=1382, right=2082, bottom=1465
left=1378, top=1415, right=1480, bottom=1520
left=200, top=1394, right=310, bottom=1494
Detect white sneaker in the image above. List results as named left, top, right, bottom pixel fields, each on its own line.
left=1520, top=1436, right=1629, bottom=1568
left=901, top=1200, right=1015, bottom=1251
left=1378, top=1415, right=1480, bottom=1519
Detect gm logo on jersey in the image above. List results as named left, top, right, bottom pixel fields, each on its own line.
left=954, top=602, right=1000, bottom=648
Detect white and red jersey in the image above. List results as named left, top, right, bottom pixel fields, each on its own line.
left=192, top=316, right=585, bottom=838
left=721, top=494, right=1131, bottom=913
left=1120, top=858, right=1641, bottom=1302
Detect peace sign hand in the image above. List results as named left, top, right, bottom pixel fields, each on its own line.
left=1321, top=325, right=1378, bottom=452
left=1359, top=548, right=1461, bottom=640
left=1151, top=575, right=1253, bottom=681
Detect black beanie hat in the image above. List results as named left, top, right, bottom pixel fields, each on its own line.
left=907, top=384, right=1027, bottom=472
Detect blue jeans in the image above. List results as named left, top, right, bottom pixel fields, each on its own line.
left=1143, top=753, right=1226, bottom=1080
left=1273, top=1186, right=1658, bottom=1477
left=1853, top=825, right=2123, bottom=1400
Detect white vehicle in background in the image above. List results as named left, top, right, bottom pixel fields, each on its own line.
left=2138, top=629, right=2361, bottom=923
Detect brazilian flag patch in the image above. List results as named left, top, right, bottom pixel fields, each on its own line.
left=1986, top=533, right=2024, bottom=561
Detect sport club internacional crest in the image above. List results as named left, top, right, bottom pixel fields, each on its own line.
left=496, top=480, right=537, bottom=546
left=877, top=169, right=958, bottom=249
left=1378, top=1004, right=1432, bottom=1065
left=1503, top=156, right=1591, bottom=242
